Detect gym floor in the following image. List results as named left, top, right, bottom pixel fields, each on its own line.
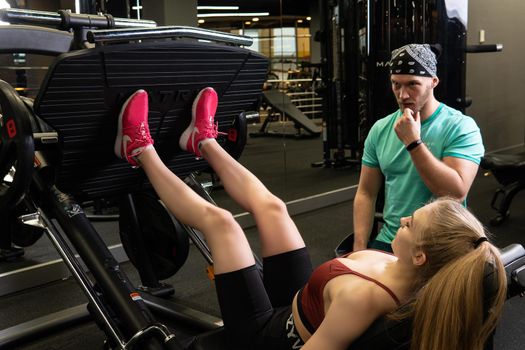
left=0, top=132, right=524, bottom=349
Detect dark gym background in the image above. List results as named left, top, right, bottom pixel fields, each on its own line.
left=0, top=0, right=523, bottom=349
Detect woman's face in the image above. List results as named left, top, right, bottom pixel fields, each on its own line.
left=392, top=205, right=431, bottom=262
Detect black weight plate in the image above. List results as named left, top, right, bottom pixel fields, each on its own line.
left=11, top=224, right=45, bottom=247
left=120, top=192, right=189, bottom=281
left=0, top=79, right=34, bottom=210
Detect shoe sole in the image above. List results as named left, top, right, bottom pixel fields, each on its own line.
left=179, top=87, right=211, bottom=152
left=114, top=89, right=146, bottom=159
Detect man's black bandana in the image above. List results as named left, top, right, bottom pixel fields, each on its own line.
left=389, top=44, right=437, bottom=77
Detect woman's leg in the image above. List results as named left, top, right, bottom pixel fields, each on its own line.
left=116, top=90, right=278, bottom=348
left=201, top=141, right=306, bottom=257
left=179, top=87, right=305, bottom=258
left=180, top=88, right=312, bottom=307
left=115, top=89, right=254, bottom=274
left=138, top=148, right=255, bottom=274
left=116, top=89, right=303, bottom=347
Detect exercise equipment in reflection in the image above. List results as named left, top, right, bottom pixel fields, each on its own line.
left=314, top=0, right=502, bottom=168
left=250, top=89, right=322, bottom=139
left=481, top=149, right=525, bottom=226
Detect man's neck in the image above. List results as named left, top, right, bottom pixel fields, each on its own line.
left=420, top=98, right=440, bottom=121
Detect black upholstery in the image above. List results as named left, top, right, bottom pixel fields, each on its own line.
left=481, top=152, right=525, bottom=225
left=482, top=153, right=525, bottom=186
left=33, top=40, right=268, bottom=200
left=189, top=244, right=525, bottom=350
left=0, top=24, right=73, bottom=55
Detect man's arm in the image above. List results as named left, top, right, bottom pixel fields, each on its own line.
left=353, top=165, right=384, bottom=251
left=408, top=146, right=479, bottom=201
left=394, top=108, right=480, bottom=201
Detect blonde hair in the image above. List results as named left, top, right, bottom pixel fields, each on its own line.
left=399, top=198, right=507, bottom=350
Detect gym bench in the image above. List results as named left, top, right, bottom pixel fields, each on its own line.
left=481, top=151, right=525, bottom=226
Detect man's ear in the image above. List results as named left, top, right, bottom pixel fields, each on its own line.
left=412, top=250, right=427, bottom=266
left=431, top=77, right=439, bottom=89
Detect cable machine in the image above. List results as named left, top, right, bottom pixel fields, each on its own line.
left=315, top=0, right=468, bottom=168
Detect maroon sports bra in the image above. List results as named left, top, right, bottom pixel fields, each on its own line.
left=297, top=253, right=400, bottom=333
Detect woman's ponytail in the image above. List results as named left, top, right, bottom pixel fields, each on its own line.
left=410, top=242, right=506, bottom=350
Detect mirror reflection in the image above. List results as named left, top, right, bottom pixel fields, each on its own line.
left=197, top=0, right=355, bottom=215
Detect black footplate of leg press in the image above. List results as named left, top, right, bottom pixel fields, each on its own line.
left=33, top=40, right=268, bottom=200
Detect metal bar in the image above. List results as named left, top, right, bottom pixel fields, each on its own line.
left=295, top=105, right=323, bottom=109
left=183, top=225, right=214, bottom=265
left=0, top=8, right=62, bottom=26
left=88, top=25, right=253, bottom=46
left=142, top=294, right=223, bottom=331
left=367, top=0, right=371, bottom=56
left=0, top=8, right=155, bottom=29
left=113, top=17, right=156, bottom=29
left=267, top=78, right=315, bottom=83
left=466, top=44, right=503, bottom=53
left=290, top=97, right=323, bottom=102
left=30, top=206, right=126, bottom=348
left=287, top=92, right=319, bottom=96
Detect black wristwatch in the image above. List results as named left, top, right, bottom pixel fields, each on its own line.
left=406, top=139, right=423, bottom=152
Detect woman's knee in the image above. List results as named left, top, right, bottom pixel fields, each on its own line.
left=260, top=194, right=288, bottom=217
left=203, top=206, right=239, bottom=233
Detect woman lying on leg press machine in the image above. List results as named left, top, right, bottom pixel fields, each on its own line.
left=114, top=87, right=506, bottom=350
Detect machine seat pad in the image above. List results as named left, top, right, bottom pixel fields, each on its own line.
left=481, top=153, right=525, bottom=170
left=501, top=244, right=525, bottom=266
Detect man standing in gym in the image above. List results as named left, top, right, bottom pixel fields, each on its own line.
left=353, top=44, right=484, bottom=252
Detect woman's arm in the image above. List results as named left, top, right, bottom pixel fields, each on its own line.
left=302, top=284, right=384, bottom=350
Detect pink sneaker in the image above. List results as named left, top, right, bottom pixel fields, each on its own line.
left=179, top=87, right=220, bottom=158
left=114, top=89, right=154, bottom=167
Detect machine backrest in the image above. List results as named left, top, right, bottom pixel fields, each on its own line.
left=33, top=39, right=267, bottom=199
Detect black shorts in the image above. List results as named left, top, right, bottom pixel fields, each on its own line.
left=214, top=247, right=312, bottom=350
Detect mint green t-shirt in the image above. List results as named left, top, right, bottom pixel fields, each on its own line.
left=362, top=103, right=484, bottom=243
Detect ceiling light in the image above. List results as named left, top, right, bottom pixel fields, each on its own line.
left=198, top=19, right=205, bottom=24
left=245, top=21, right=251, bottom=25
left=252, top=17, right=260, bottom=22
left=306, top=16, right=312, bottom=21
left=197, top=12, right=270, bottom=18
left=297, top=19, right=303, bottom=23
left=197, top=6, right=240, bottom=10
